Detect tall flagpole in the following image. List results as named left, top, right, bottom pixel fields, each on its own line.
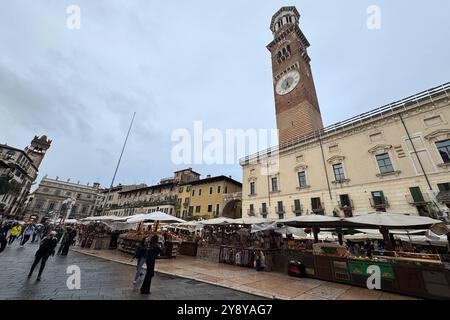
left=100, top=112, right=136, bottom=216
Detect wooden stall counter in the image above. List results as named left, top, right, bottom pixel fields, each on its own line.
left=179, top=241, right=198, bottom=257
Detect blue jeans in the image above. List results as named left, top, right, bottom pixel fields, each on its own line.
left=134, top=258, right=146, bottom=282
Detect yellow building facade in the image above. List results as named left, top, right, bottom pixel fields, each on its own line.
left=176, top=175, right=242, bottom=220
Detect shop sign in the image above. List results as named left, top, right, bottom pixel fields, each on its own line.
left=348, top=260, right=395, bottom=280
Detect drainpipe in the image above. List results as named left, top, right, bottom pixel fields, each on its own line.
left=399, top=113, right=433, bottom=190
left=318, top=134, right=333, bottom=201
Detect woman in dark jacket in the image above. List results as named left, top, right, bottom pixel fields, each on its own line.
left=28, top=231, right=58, bottom=281
left=133, top=238, right=148, bottom=284
left=140, top=235, right=162, bottom=294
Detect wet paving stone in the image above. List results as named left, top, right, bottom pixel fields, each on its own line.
left=0, top=242, right=265, bottom=300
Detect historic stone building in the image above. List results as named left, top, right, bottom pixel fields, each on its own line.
left=240, top=7, right=450, bottom=220
left=94, top=184, right=146, bottom=216
left=0, top=135, right=51, bottom=219
left=106, top=168, right=201, bottom=217
left=176, top=175, right=242, bottom=220
left=25, top=176, right=101, bottom=221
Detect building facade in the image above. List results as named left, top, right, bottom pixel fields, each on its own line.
left=106, top=168, right=201, bottom=217
left=176, top=175, right=242, bottom=220
left=94, top=184, right=146, bottom=216
left=240, top=7, right=450, bottom=220
left=0, top=135, right=51, bottom=219
left=25, top=177, right=101, bottom=221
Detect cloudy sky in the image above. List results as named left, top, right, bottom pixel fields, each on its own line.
left=1, top=0, right=449, bottom=189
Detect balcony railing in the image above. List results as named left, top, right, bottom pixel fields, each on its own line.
left=405, top=194, right=431, bottom=205
left=338, top=200, right=354, bottom=209
left=247, top=209, right=256, bottom=216
left=312, top=204, right=325, bottom=215
left=370, top=197, right=389, bottom=209
left=223, top=192, right=242, bottom=201
left=275, top=206, right=285, bottom=214
left=291, top=205, right=303, bottom=216
left=259, top=208, right=269, bottom=216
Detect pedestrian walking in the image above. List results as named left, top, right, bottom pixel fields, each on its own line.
left=0, top=221, right=13, bottom=235
left=20, top=224, right=35, bottom=247
left=140, top=235, right=162, bottom=295
left=27, top=231, right=58, bottom=281
left=60, top=227, right=77, bottom=256
left=55, top=226, right=64, bottom=242
left=31, top=224, right=42, bottom=243
left=132, top=238, right=148, bottom=284
left=8, top=223, right=22, bottom=245
left=0, top=230, right=7, bottom=253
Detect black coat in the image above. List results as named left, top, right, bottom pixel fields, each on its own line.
left=144, top=245, right=162, bottom=277
left=36, top=237, right=58, bottom=256
left=134, top=245, right=148, bottom=260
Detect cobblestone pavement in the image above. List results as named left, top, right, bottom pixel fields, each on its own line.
left=0, top=242, right=265, bottom=300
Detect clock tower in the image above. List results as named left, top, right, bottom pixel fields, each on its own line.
left=268, top=7, right=323, bottom=145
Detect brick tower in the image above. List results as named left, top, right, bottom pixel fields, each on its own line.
left=267, top=7, right=323, bottom=145
left=25, top=135, right=52, bottom=168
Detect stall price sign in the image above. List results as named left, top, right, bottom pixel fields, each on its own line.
left=348, top=260, right=395, bottom=280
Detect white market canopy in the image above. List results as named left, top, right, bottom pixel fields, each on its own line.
left=278, top=214, right=342, bottom=225
left=396, top=234, right=448, bottom=247
left=355, top=229, right=427, bottom=235
left=198, top=217, right=236, bottom=225
left=345, top=233, right=384, bottom=241
left=52, top=218, right=79, bottom=224
left=177, top=221, right=201, bottom=227
left=231, top=217, right=274, bottom=225
left=126, top=211, right=186, bottom=224
left=344, top=212, right=443, bottom=228
left=82, top=215, right=127, bottom=222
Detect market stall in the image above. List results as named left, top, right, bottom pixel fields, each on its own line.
left=278, top=212, right=450, bottom=299
left=78, top=221, right=112, bottom=250
left=118, top=211, right=185, bottom=258
left=172, top=221, right=200, bottom=256
left=193, top=217, right=284, bottom=271
left=194, top=218, right=234, bottom=262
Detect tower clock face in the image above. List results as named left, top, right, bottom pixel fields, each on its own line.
left=275, top=70, right=300, bottom=95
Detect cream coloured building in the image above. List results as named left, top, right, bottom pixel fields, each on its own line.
left=241, top=83, right=450, bottom=219
left=241, top=7, right=450, bottom=220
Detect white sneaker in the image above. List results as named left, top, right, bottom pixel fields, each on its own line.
left=133, top=280, right=138, bottom=284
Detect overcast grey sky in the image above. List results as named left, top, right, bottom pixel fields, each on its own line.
left=1, top=0, right=449, bottom=188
